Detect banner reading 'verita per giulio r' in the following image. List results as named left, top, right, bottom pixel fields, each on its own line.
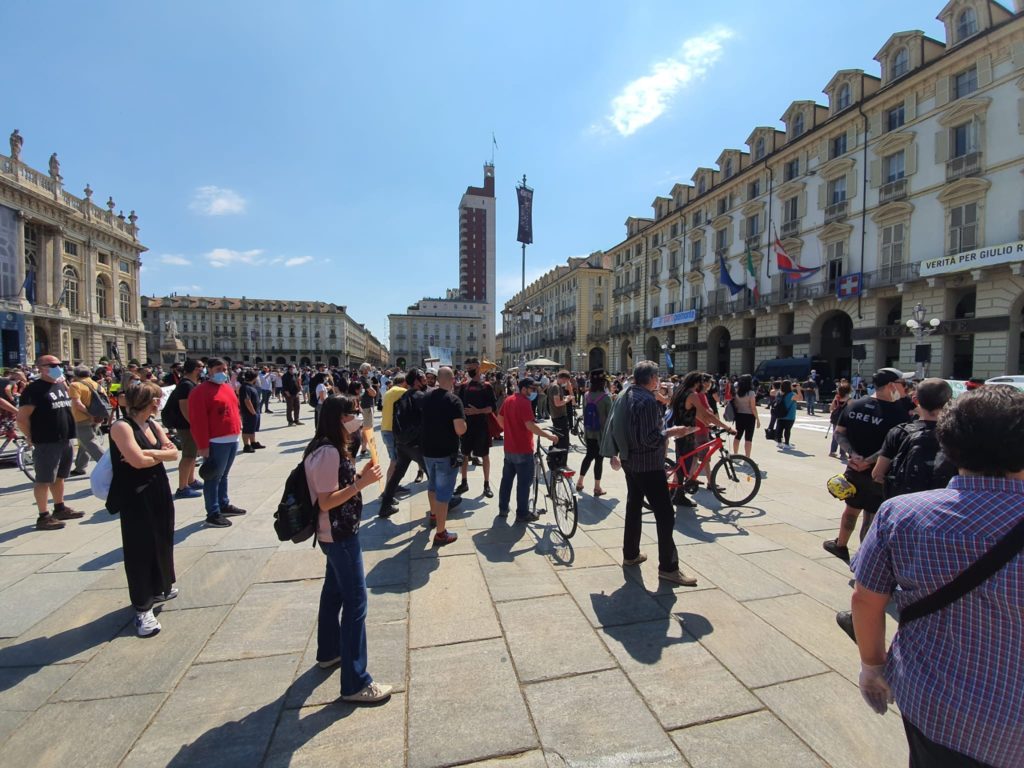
left=516, top=185, right=534, bottom=244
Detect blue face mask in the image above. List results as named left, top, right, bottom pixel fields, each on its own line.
left=201, top=367, right=208, bottom=377
left=211, top=371, right=229, bottom=385
left=48, top=366, right=64, bottom=380
left=526, top=391, right=538, bottom=401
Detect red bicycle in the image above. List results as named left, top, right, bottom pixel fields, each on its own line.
left=665, top=426, right=761, bottom=506
left=0, top=418, right=35, bottom=482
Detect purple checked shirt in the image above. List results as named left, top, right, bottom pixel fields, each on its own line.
left=854, top=476, right=1024, bottom=768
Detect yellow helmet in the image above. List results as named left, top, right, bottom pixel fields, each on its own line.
left=826, top=474, right=857, bottom=501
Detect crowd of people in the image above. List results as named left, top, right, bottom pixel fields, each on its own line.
left=2, top=352, right=1021, bottom=765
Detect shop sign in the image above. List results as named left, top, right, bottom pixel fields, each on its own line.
left=919, top=240, right=1024, bottom=277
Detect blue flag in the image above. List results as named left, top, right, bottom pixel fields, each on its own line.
left=719, top=253, right=744, bottom=296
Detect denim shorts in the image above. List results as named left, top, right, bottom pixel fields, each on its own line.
left=424, top=456, right=458, bottom=503
left=381, top=430, right=396, bottom=461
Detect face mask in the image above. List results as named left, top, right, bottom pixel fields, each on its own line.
left=47, top=366, right=64, bottom=380
left=211, top=371, right=229, bottom=385
left=201, top=367, right=208, bottom=377
left=343, top=413, right=364, bottom=433
left=526, top=391, right=538, bottom=401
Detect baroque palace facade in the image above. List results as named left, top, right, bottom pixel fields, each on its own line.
left=506, top=0, right=1024, bottom=380
left=142, top=295, right=387, bottom=368
left=0, top=134, right=146, bottom=366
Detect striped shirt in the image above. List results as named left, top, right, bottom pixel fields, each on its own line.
left=621, top=385, right=666, bottom=473
left=853, top=476, right=1024, bottom=768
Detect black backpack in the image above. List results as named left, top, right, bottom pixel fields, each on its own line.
left=393, top=390, right=422, bottom=446
left=886, top=422, right=955, bottom=498
left=274, top=459, right=319, bottom=545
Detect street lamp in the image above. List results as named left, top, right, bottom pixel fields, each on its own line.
left=503, top=305, right=542, bottom=371
left=661, top=342, right=677, bottom=372
left=905, top=302, right=941, bottom=378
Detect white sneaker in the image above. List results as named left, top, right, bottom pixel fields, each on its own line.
left=135, top=609, right=161, bottom=637
left=340, top=681, right=393, bottom=704
left=152, top=587, right=179, bottom=603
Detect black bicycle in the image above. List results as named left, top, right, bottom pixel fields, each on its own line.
left=532, top=440, right=578, bottom=539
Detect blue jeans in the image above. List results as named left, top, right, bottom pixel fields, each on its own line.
left=381, top=430, right=396, bottom=461
left=318, top=536, right=372, bottom=696
left=424, top=456, right=458, bottom=503
left=499, top=452, right=534, bottom=519
left=203, top=440, right=237, bottom=519
left=805, top=395, right=817, bottom=416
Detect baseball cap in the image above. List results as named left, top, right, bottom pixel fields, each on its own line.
left=873, top=367, right=914, bottom=387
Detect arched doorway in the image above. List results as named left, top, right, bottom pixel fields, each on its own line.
left=588, top=346, right=605, bottom=372
left=329, top=356, right=340, bottom=367
left=33, top=324, right=49, bottom=357
left=706, top=326, right=731, bottom=374
left=645, top=336, right=660, bottom=364
left=952, top=291, right=976, bottom=379
left=254, top=357, right=263, bottom=364
left=619, top=339, right=632, bottom=373
left=300, top=356, right=311, bottom=366
left=812, top=310, right=854, bottom=381
left=564, top=348, right=572, bottom=371
left=275, top=356, right=287, bottom=365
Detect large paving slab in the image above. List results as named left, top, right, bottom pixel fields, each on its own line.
left=525, top=668, right=688, bottom=767
left=408, top=638, right=536, bottom=768
left=497, top=593, right=616, bottom=683
left=756, top=672, right=909, bottom=768
left=744, top=549, right=858, bottom=612
left=160, top=547, right=275, bottom=610
left=476, top=543, right=567, bottom=602
left=408, top=553, right=501, bottom=648
left=671, top=711, right=828, bottom=767
left=558, top=564, right=668, bottom=627
left=0, top=570, right=103, bottom=638
left=676, top=543, right=797, bottom=602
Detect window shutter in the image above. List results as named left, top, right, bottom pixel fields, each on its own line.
left=935, top=76, right=950, bottom=107
left=817, top=182, right=828, bottom=210
left=1019, top=98, right=1024, bottom=135
left=869, top=158, right=882, bottom=188
left=869, top=111, right=882, bottom=137
left=817, top=139, right=828, bottom=163
left=798, top=190, right=807, bottom=218
left=905, top=91, right=917, bottom=121
left=846, top=169, right=858, bottom=199
left=847, top=124, right=858, bottom=149
left=905, top=143, right=918, bottom=176
left=977, top=54, right=993, bottom=87
left=972, top=115, right=983, bottom=153
left=1013, top=41, right=1024, bottom=70
left=934, top=129, right=948, bottom=163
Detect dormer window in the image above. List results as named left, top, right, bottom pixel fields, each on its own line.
left=836, top=84, right=851, bottom=111
left=956, top=7, right=978, bottom=42
left=698, top=177, right=706, bottom=194
left=891, top=47, right=909, bottom=79
left=724, top=159, right=733, bottom=178
left=792, top=112, right=804, bottom=137
left=754, top=137, right=765, bottom=161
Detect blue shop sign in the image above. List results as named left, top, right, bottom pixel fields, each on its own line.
left=651, top=309, right=696, bottom=329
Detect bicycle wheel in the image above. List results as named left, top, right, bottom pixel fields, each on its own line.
left=551, top=473, right=578, bottom=539
left=710, top=454, right=761, bottom=507
left=532, top=456, right=543, bottom=515
left=17, top=441, right=35, bottom=483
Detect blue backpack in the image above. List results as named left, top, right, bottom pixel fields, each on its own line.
left=583, top=393, right=607, bottom=432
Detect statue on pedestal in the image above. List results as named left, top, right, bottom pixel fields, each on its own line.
left=164, top=319, right=178, bottom=341
left=9, top=130, right=22, bottom=161
left=48, top=153, right=62, bottom=182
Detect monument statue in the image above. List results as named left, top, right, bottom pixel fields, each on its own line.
left=9, top=130, right=22, bottom=161
left=164, top=318, right=178, bottom=341
left=48, top=153, right=61, bottom=181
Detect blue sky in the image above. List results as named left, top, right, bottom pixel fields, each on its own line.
left=5, top=1, right=949, bottom=344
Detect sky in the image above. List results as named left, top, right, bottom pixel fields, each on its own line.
left=4, top=0, right=954, bottom=346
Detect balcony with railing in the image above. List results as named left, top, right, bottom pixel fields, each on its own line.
left=745, top=234, right=761, bottom=251
left=824, top=200, right=848, bottom=224
left=861, top=261, right=921, bottom=289
left=650, top=274, right=660, bottom=288
left=715, top=246, right=729, bottom=260
left=667, top=264, right=680, bottom=284
left=780, top=219, right=800, bottom=238
left=946, top=151, right=982, bottom=182
left=629, top=278, right=642, bottom=296
left=879, top=178, right=907, bottom=204
left=612, top=284, right=629, bottom=299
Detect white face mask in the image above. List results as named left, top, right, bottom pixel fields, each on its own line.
left=343, top=413, right=364, bottom=434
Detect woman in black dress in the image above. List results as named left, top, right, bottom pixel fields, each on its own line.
left=108, top=380, right=178, bottom=637
left=239, top=369, right=263, bottom=453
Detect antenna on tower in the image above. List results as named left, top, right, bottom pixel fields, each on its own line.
left=491, top=132, right=498, bottom=165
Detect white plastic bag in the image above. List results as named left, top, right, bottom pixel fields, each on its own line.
left=90, top=451, right=112, bottom=500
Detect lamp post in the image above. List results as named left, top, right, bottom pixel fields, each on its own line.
left=661, top=342, right=677, bottom=372
left=503, top=305, right=542, bottom=371
left=905, top=302, right=941, bottom=379
left=576, top=350, right=587, bottom=374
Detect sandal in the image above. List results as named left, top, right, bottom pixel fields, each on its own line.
left=593, top=489, right=606, bottom=497
left=575, top=483, right=584, bottom=493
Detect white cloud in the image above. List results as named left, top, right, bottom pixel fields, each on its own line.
left=160, top=254, right=191, bottom=266
left=189, top=185, right=247, bottom=216
left=285, top=256, right=313, bottom=267
left=171, top=284, right=202, bottom=293
left=206, top=248, right=265, bottom=268
left=606, top=27, right=733, bottom=137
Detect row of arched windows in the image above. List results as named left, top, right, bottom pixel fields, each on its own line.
left=61, top=266, right=132, bottom=320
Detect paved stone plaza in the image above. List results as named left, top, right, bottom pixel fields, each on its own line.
left=0, top=405, right=910, bottom=767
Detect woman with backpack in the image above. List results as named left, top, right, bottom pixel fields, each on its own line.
left=730, top=374, right=760, bottom=458
left=303, top=395, right=391, bottom=704
left=576, top=371, right=611, bottom=496
left=774, top=379, right=798, bottom=449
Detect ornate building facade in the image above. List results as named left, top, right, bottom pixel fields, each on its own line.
left=501, top=253, right=612, bottom=371
left=598, top=1, right=1024, bottom=379
left=141, top=295, right=387, bottom=368
left=0, top=132, right=146, bottom=366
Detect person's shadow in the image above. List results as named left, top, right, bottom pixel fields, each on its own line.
left=165, top=666, right=384, bottom=767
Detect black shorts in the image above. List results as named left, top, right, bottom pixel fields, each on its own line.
left=733, top=413, right=756, bottom=442
left=844, top=467, right=884, bottom=515
left=34, top=440, right=73, bottom=484
left=462, top=420, right=491, bottom=458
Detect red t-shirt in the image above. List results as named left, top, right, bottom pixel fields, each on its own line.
left=500, top=393, right=536, bottom=455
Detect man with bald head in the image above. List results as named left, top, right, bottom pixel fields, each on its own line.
left=420, top=366, right=467, bottom=546
left=17, top=355, right=83, bottom=530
